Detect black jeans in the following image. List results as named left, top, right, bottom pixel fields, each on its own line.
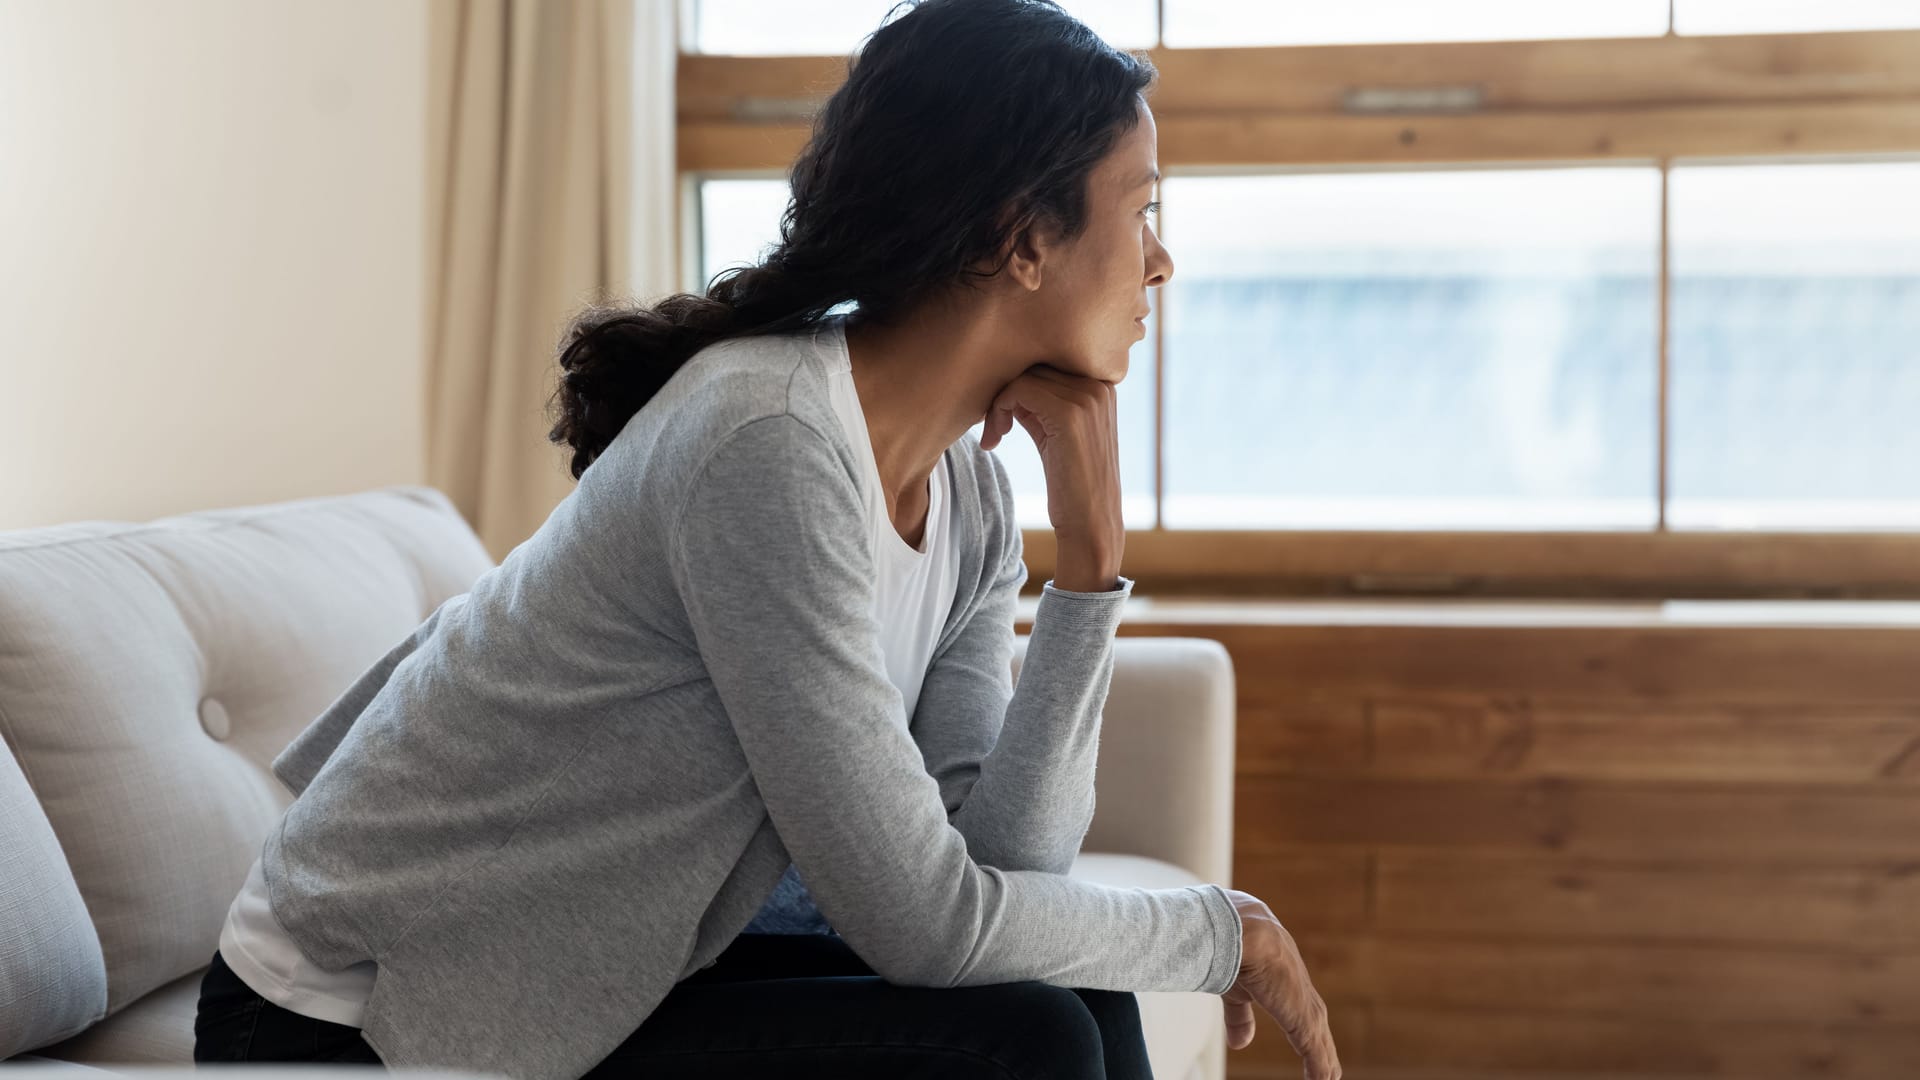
left=194, top=933, right=1155, bottom=1078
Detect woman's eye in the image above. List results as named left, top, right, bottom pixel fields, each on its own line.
left=1142, top=201, right=1161, bottom=217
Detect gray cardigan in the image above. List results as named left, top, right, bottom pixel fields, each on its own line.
left=261, top=316, right=1244, bottom=1080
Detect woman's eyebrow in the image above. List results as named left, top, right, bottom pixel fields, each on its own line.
left=1136, top=168, right=1161, bottom=189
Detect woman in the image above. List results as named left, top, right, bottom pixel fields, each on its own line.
left=193, top=1, right=1339, bottom=1078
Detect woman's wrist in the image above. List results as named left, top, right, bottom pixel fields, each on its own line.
left=1051, top=570, right=1121, bottom=592
left=1227, top=888, right=1279, bottom=974
left=1052, top=540, right=1123, bottom=592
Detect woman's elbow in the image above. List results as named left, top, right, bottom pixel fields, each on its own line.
left=833, top=905, right=976, bottom=988
left=847, top=932, right=964, bottom=988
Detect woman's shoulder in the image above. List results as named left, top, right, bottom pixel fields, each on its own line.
left=605, top=327, right=850, bottom=468
left=679, top=328, right=834, bottom=422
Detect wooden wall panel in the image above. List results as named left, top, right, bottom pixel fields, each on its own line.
left=1295, top=933, right=1920, bottom=1024
left=1232, top=1005, right=1920, bottom=1079
left=1239, top=847, right=1920, bottom=948
left=1240, top=697, right=1920, bottom=784
left=1235, top=776, right=1920, bottom=861
left=1364, top=1009, right=1920, bottom=1076
left=1364, top=700, right=1920, bottom=785
left=1071, top=613, right=1920, bottom=1078
left=1232, top=847, right=1373, bottom=933
left=1196, top=623, right=1920, bottom=702
left=1374, top=852, right=1920, bottom=946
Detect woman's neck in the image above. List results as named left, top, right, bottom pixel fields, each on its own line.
left=842, top=306, right=1029, bottom=520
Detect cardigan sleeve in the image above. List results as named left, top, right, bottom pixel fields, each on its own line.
left=270, top=593, right=466, bottom=798
left=668, top=412, right=1240, bottom=994
left=908, top=444, right=1132, bottom=876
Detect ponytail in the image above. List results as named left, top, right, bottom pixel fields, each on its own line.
left=545, top=258, right=848, bottom=480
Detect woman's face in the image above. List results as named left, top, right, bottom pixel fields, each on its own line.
left=1020, top=97, right=1173, bottom=384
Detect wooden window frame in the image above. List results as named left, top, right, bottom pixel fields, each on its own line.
left=676, top=29, right=1920, bottom=599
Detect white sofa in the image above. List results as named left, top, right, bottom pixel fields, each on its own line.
left=0, top=485, right=1236, bottom=1079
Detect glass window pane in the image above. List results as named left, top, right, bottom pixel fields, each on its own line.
left=1668, top=161, right=1920, bottom=529
left=1160, top=167, right=1661, bottom=529
left=697, top=177, right=790, bottom=292
left=695, top=0, right=1156, bottom=54
left=698, top=180, right=1158, bottom=529
left=1164, top=0, right=1667, bottom=47
left=1676, top=0, right=1920, bottom=34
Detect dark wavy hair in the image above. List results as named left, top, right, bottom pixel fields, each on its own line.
left=545, top=0, right=1156, bottom=480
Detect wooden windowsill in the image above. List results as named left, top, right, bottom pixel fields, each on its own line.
left=1014, top=528, right=1920, bottom=601
left=1016, top=593, right=1920, bottom=628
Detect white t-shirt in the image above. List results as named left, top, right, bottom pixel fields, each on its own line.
left=217, top=314, right=961, bottom=1025
left=819, top=313, right=961, bottom=722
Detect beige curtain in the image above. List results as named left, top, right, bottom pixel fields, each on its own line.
left=425, top=0, right=676, bottom=562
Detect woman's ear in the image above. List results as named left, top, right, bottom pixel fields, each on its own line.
left=980, top=203, right=1047, bottom=293
left=1000, top=213, right=1047, bottom=293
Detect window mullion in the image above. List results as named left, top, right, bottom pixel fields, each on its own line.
left=1657, top=159, right=1672, bottom=532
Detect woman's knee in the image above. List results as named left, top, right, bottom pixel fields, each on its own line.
left=1073, top=986, right=1142, bottom=1030
left=973, top=982, right=1105, bottom=1080
left=1072, top=988, right=1154, bottom=1080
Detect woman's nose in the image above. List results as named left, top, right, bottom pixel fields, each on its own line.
left=1147, top=248, right=1173, bottom=288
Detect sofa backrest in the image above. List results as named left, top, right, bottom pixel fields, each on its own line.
left=0, top=485, right=493, bottom=1037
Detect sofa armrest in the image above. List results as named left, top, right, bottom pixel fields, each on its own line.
left=1011, top=635, right=1236, bottom=887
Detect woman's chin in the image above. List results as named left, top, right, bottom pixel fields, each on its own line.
left=1051, top=339, right=1130, bottom=383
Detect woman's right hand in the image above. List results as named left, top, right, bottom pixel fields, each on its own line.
left=1220, top=888, right=1342, bottom=1080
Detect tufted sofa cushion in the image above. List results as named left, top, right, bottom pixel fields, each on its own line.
left=0, top=486, right=493, bottom=1023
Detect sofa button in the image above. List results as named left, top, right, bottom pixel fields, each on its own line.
left=199, top=697, right=232, bottom=741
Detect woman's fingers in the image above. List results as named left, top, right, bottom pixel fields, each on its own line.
left=1261, top=985, right=1340, bottom=1080
left=1224, top=889, right=1343, bottom=1080
left=980, top=377, right=1051, bottom=450
left=979, top=401, right=1015, bottom=450
left=1222, top=993, right=1258, bottom=1050
left=978, top=367, right=1110, bottom=456
left=1009, top=404, right=1046, bottom=446
left=981, top=404, right=1046, bottom=451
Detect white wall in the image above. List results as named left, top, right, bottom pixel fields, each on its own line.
left=0, top=0, right=429, bottom=530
